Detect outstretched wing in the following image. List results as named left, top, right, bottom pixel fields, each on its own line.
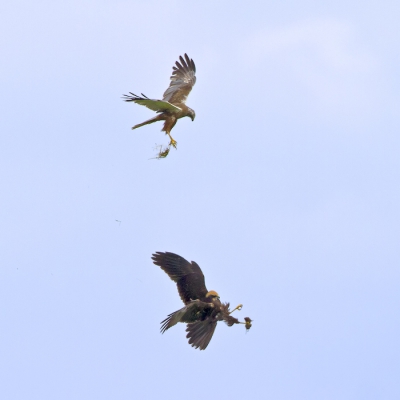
left=186, top=320, right=217, bottom=350
left=160, top=300, right=213, bottom=333
left=162, top=54, right=196, bottom=105
left=152, top=251, right=208, bottom=304
left=122, top=92, right=181, bottom=112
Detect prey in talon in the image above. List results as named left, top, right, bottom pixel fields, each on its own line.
left=123, top=54, right=196, bottom=157
left=152, top=251, right=252, bottom=350
left=244, top=317, right=253, bottom=331
left=150, top=144, right=171, bottom=160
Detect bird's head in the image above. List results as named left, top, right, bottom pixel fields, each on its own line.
left=187, top=108, right=196, bottom=121
left=206, top=290, right=220, bottom=302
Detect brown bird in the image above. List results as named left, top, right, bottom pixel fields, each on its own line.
left=152, top=251, right=251, bottom=350
left=123, top=54, right=196, bottom=150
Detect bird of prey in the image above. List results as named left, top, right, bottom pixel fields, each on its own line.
left=152, top=251, right=252, bottom=350
left=123, top=54, right=196, bottom=152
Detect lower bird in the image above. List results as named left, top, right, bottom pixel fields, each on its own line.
left=152, top=251, right=252, bottom=350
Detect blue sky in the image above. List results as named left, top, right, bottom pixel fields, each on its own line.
left=1, top=1, right=399, bottom=399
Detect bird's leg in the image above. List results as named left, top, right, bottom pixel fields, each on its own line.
left=166, top=132, right=177, bottom=149
left=229, top=304, right=243, bottom=314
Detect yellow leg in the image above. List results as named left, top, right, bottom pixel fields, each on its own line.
left=167, top=132, right=177, bottom=148
left=229, top=304, right=243, bottom=314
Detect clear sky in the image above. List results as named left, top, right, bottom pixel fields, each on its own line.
left=1, top=1, right=399, bottom=399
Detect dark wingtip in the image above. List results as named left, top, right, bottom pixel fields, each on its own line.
left=160, top=315, right=171, bottom=334
left=122, top=93, right=134, bottom=102
left=184, top=53, right=191, bottom=68
left=121, top=92, right=141, bottom=102
left=184, top=53, right=195, bottom=72
left=151, top=251, right=167, bottom=266
left=151, top=252, right=160, bottom=262
left=179, top=55, right=188, bottom=69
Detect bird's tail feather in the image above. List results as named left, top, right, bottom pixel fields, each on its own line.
left=131, top=115, right=163, bottom=130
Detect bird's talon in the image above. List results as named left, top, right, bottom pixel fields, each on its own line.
left=230, top=304, right=243, bottom=314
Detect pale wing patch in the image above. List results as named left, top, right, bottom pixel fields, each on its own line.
left=122, top=93, right=181, bottom=112
left=162, top=54, right=196, bottom=104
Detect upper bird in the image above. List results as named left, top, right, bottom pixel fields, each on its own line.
left=152, top=251, right=251, bottom=350
left=123, top=54, right=196, bottom=151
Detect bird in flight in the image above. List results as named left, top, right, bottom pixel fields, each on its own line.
left=152, top=251, right=252, bottom=350
left=123, top=54, right=196, bottom=154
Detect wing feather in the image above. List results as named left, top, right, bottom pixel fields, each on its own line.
left=162, top=54, right=196, bottom=105
left=152, top=252, right=208, bottom=304
left=122, top=93, right=181, bottom=112
left=186, top=320, right=217, bottom=350
left=160, top=300, right=213, bottom=333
